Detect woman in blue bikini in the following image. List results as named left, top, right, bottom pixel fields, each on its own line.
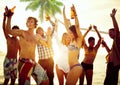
left=63, top=5, right=83, bottom=85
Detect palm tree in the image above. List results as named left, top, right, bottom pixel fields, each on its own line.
left=20, top=0, right=63, bottom=22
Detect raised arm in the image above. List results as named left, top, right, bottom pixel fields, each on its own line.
left=72, top=4, right=82, bottom=38
left=6, top=8, right=23, bottom=37
left=83, top=25, right=92, bottom=39
left=63, top=6, right=71, bottom=32
left=110, top=8, right=119, bottom=35
left=82, top=25, right=92, bottom=48
left=93, top=25, right=102, bottom=49
left=47, top=15, right=57, bottom=37
left=2, top=8, right=10, bottom=39
left=45, top=27, right=52, bottom=47
left=93, top=25, right=102, bottom=39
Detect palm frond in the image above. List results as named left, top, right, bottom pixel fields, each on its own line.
left=39, top=4, right=45, bottom=22
left=20, top=0, right=33, bottom=2
left=25, top=0, right=41, bottom=11
left=45, top=0, right=62, bottom=16
left=54, top=0, right=63, bottom=6
left=19, top=0, right=64, bottom=22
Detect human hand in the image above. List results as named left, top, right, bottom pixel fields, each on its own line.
left=4, top=6, right=15, bottom=17
left=4, top=6, right=9, bottom=16
left=46, top=27, right=52, bottom=36
left=101, top=38, right=106, bottom=47
left=110, top=8, right=117, bottom=17
left=93, top=25, right=97, bottom=30
left=88, top=25, right=92, bottom=30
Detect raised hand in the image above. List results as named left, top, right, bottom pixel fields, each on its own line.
left=110, top=8, right=117, bottom=17
left=93, top=25, right=97, bottom=30
left=88, top=25, right=92, bottom=30
left=71, top=4, right=77, bottom=19
left=46, top=27, right=53, bottom=36
left=4, top=6, right=14, bottom=17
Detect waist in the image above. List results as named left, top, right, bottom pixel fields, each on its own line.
left=81, top=62, right=93, bottom=70
left=19, top=57, right=35, bottom=64
left=38, top=57, right=53, bottom=60
left=70, top=63, right=81, bottom=70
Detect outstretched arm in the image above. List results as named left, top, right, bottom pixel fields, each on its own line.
left=63, top=6, right=71, bottom=32
left=101, top=40, right=111, bottom=53
left=110, top=8, right=119, bottom=35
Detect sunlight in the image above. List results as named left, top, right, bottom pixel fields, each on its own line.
left=1, top=0, right=120, bottom=85
left=0, top=0, right=120, bottom=51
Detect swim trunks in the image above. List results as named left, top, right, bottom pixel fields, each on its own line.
left=32, top=63, right=48, bottom=85
left=3, top=57, right=17, bottom=79
left=18, top=58, right=35, bottom=85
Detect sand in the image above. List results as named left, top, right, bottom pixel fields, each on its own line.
left=0, top=51, right=120, bottom=85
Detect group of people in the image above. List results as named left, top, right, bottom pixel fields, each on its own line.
left=2, top=4, right=120, bottom=85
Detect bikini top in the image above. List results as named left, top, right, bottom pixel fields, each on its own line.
left=84, top=47, right=97, bottom=57
left=68, top=44, right=79, bottom=51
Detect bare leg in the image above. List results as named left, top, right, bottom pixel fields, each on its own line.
left=3, top=79, right=9, bottom=85
left=66, top=66, right=83, bottom=85
left=56, top=65, right=64, bottom=85
left=40, top=80, right=49, bottom=85
left=86, top=69, right=93, bottom=85
left=79, top=70, right=85, bottom=85
left=10, top=79, right=16, bottom=85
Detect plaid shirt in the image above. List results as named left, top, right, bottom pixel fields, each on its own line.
left=37, top=20, right=55, bottom=59
left=37, top=37, right=54, bottom=59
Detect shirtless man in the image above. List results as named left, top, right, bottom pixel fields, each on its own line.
left=5, top=7, right=51, bottom=85
left=2, top=7, right=20, bottom=85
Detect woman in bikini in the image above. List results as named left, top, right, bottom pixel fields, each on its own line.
left=80, top=25, right=101, bottom=85
left=63, top=5, right=83, bottom=85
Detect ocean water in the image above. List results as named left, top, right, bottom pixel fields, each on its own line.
left=0, top=51, right=120, bottom=85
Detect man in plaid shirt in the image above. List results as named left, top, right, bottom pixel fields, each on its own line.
left=36, top=17, right=55, bottom=85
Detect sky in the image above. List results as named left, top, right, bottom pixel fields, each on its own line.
left=0, top=0, right=120, bottom=55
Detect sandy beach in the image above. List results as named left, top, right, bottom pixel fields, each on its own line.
left=0, top=50, right=120, bottom=85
